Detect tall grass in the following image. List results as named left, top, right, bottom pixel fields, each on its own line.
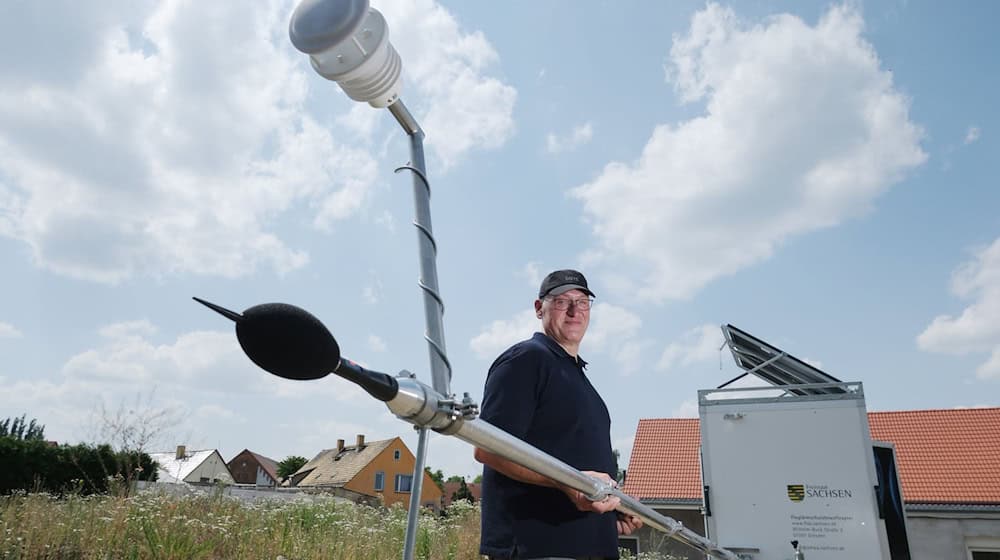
left=0, top=491, right=481, bottom=559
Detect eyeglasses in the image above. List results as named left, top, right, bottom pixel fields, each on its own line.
left=545, top=296, right=593, bottom=311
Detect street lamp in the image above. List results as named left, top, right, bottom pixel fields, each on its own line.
left=289, top=2, right=448, bottom=559
left=288, top=0, right=402, bottom=108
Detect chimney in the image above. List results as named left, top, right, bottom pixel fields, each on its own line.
left=356, top=434, right=365, bottom=450
left=336, top=439, right=345, bottom=453
left=175, top=445, right=186, bottom=459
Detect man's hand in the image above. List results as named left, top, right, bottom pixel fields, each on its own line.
left=617, top=512, right=643, bottom=535
left=561, top=471, right=620, bottom=513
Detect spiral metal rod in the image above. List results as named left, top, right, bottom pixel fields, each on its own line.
left=389, top=101, right=452, bottom=397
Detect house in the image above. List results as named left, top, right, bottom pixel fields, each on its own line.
left=623, top=408, right=1000, bottom=559
left=227, top=449, right=280, bottom=487
left=150, top=445, right=235, bottom=485
left=288, top=434, right=442, bottom=509
left=441, top=480, right=481, bottom=508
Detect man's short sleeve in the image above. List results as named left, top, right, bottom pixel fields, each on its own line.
left=478, top=345, right=543, bottom=440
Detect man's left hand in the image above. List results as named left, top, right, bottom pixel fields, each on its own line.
left=616, top=512, right=643, bottom=535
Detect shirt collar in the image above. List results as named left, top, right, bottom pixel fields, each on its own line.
left=533, top=332, right=588, bottom=369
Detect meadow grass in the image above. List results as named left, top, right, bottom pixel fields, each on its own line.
left=0, top=491, right=481, bottom=559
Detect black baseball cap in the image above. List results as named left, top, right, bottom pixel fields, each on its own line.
left=538, top=269, right=595, bottom=298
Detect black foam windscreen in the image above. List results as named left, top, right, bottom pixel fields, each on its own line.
left=235, top=303, right=341, bottom=380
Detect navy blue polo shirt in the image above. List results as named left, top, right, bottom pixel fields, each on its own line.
left=478, top=332, right=618, bottom=559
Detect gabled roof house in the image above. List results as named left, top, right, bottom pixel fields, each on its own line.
left=150, top=446, right=235, bottom=485
left=624, top=407, right=1000, bottom=560
left=227, top=449, right=280, bottom=487
left=289, top=434, right=442, bottom=509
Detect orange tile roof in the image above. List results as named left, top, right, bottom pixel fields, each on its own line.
left=624, top=408, right=1000, bottom=505
left=623, top=418, right=703, bottom=501
left=869, top=408, right=1000, bottom=504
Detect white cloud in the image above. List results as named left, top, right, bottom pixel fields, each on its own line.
left=469, top=303, right=646, bottom=372
left=0, top=1, right=373, bottom=283
left=615, top=340, right=646, bottom=375
left=368, top=334, right=388, bottom=353
left=965, top=126, right=981, bottom=145
left=57, top=319, right=369, bottom=402
left=918, top=237, right=1000, bottom=379
left=519, top=261, right=543, bottom=288
left=62, top=321, right=248, bottom=388
left=802, top=357, right=824, bottom=369
left=586, top=303, right=642, bottom=350
left=658, top=324, right=724, bottom=371
left=572, top=4, right=926, bottom=302
left=671, top=399, right=699, bottom=418
left=379, top=0, right=517, bottom=169
left=588, top=303, right=646, bottom=374
left=362, top=271, right=383, bottom=305
left=195, top=404, right=245, bottom=423
left=0, top=322, right=22, bottom=338
left=546, top=122, right=594, bottom=154
left=469, top=309, right=538, bottom=360
left=0, top=0, right=514, bottom=283
left=374, top=210, right=396, bottom=233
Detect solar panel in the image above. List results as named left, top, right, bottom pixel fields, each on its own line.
left=720, top=324, right=845, bottom=395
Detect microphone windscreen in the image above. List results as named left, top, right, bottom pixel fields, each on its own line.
left=235, top=303, right=340, bottom=380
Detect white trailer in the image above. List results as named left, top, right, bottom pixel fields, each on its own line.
left=699, top=383, right=892, bottom=559
left=696, top=324, right=911, bottom=559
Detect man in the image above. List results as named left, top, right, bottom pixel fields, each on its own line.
left=475, top=269, right=642, bottom=560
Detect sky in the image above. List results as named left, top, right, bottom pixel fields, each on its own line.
left=0, top=0, right=997, bottom=481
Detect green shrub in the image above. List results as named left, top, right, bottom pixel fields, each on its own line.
left=0, top=438, right=157, bottom=495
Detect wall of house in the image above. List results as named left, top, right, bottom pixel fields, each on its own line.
left=229, top=451, right=268, bottom=485
left=625, top=506, right=707, bottom=559
left=343, top=437, right=442, bottom=509
left=184, top=452, right=235, bottom=484
left=255, top=466, right=275, bottom=486
left=906, top=514, right=1000, bottom=560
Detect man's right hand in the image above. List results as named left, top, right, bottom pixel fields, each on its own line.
left=560, top=471, right=621, bottom=513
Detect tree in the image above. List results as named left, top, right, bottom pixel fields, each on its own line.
left=87, top=390, right=186, bottom=454
left=277, top=455, right=308, bottom=480
left=451, top=479, right=475, bottom=503
left=425, top=467, right=445, bottom=490
left=613, top=448, right=625, bottom=484
left=0, top=414, right=45, bottom=441
left=473, top=474, right=482, bottom=484
left=445, top=474, right=464, bottom=483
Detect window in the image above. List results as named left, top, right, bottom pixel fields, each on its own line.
left=374, top=471, right=385, bottom=492
left=395, top=474, right=413, bottom=493
left=968, top=537, right=1000, bottom=560
left=394, top=450, right=401, bottom=460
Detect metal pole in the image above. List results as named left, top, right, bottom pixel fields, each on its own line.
left=401, top=427, right=429, bottom=557
left=388, top=100, right=452, bottom=396
left=448, top=418, right=741, bottom=560
left=387, top=99, right=451, bottom=560
left=386, top=375, right=742, bottom=560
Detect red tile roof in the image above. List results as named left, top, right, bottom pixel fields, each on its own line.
left=623, top=408, right=1000, bottom=505
left=869, top=408, right=1000, bottom=504
left=624, top=418, right=703, bottom=501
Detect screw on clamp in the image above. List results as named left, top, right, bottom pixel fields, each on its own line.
left=458, top=392, right=479, bottom=420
